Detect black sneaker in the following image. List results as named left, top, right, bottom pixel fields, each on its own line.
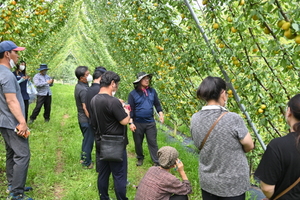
left=28, top=119, right=34, bottom=124
left=136, top=159, right=143, bottom=166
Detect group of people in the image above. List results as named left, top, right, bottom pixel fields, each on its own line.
left=0, top=40, right=299, bottom=200
left=73, top=66, right=171, bottom=199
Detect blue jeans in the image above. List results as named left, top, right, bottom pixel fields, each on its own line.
left=98, top=150, right=128, bottom=200
left=79, top=122, right=94, bottom=166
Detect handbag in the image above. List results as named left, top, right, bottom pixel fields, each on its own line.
left=199, top=112, right=228, bottom=151
left=99, top=134, right=125, bottom=162
left=93, top=102, right=125, bottom=162
left=26, top=80, right=37, bottom=95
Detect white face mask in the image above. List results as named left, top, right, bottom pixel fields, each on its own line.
left=87, top=74, right=93, bottom=82
left=9, top=59, right=16, bottom=68
left=112, top=91, right=116, bottom=97
left=19, top=65, right=25, bottom=71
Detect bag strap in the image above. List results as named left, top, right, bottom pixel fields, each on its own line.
left=273, top=177, right=300, bottom=200
left=91, top=98, right=102, bottom=136
left=199, top=112, right=228, bottom=151
left=92, top=96, right=126, bottom=137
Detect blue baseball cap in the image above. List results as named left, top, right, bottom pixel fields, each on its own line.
left=0, top=41, right=25, bottom=53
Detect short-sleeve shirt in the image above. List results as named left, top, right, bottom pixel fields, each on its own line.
left=0, top=65, right=25, bottom=129
left=191, top=106, right=249, bottom=197
left=74, top=81, right=89, bottom=123
left=255, top=132, right=300, bottom=200
left=90, top=93, right=128, bottom=144
left=85, top=83, right=100, bottom=119
left=135, top=166, right=192, bottom=200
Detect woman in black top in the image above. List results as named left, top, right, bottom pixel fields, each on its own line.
left=13, top=61, right=30, bottom=122
left=255, top=94, right=300, bottom=200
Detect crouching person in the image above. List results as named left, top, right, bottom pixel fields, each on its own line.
left=135, top=146, right=192, bottom=200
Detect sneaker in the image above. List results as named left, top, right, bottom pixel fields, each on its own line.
left=6, top=186, right=33, bottom=194
left=7, top=193, right=33, bottom=200
left=82, top=162, right=94, bottom=169
left=44, top=119, right=50, bottom=123
left=28, top=119, right=34, bottom=124
left=136, top=159, right=143, bottom=166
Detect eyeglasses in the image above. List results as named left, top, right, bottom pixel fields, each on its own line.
left=142, top=77, right=150, bottom=81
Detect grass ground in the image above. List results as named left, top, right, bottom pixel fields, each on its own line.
left=0, top=83, right=201, bottom=199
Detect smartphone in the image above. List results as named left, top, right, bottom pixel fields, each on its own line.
left=14, top=124, right=30, bottom=138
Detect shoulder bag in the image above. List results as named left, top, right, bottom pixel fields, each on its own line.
left=199, top=112, right=228, bottom=151
left=272, top=177, right=300, bottom=200
left=93, top=102, right=125, bottom=162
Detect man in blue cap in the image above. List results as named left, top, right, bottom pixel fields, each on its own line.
left=28, top=64, right=54, bottom=123
left=0, top=41, right=33, bottom=200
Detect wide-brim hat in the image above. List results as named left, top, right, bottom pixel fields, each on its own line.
left=133, top=72, right=152, bottom=84
left=37, top=64, right=50, bottom=71
left=0, top=41, right=25, bottom=53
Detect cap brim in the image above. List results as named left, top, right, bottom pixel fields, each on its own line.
left=13, top=47, right=25, bottom=51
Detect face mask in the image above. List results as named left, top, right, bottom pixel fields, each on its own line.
left=9, top=59, right=16, bottom=68
left=86, top=74, right=93, bottom=82
left=19, top=65, right=25, bottom=71
left=112, top=91, right=116, bottom=97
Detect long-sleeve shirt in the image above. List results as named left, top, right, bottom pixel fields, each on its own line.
left=128, top=87, right=163, bottom=123
left=135, top=166, right=192, bottom=200
left=33, top=73, right=52, bottom=96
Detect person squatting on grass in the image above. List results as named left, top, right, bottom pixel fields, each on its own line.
left=0, top=41, right=33, bottom=200
left=90, top=71, right=130, bottom=200
left=191, top=76, right=254, bottom=200
left=128, top=72, right=164, bottom=166
left=135, top=146, right=192, bottom=200
left=28, top=64, right=54, bottom=124
left=74, top=66, right=94, bottom=169
left=255, top=94, right=300, bottom=200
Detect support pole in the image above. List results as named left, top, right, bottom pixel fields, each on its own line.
left=184, top=0, right=266, bottom=150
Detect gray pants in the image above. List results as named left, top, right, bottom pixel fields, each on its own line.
left=0, top=128, right=30, bottom=195
left=132, top=122, right=158, bottom=163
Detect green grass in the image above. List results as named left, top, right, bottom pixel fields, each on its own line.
left=0, top=83, right=202, bottom=199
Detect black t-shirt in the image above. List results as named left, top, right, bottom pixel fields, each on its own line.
left=85, top=83, right=101, bottom=119
left=90, top=93, right=128, bottom=143
left=255, top=132, right=300, bottom=200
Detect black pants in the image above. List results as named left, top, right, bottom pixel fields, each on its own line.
left=202, top=189, right=245, bottom=200
left=132, top=122, right=158, bottom=163
left=30, top=95, right=52, bottom=120
left=24, top=100, right=29, bottom=122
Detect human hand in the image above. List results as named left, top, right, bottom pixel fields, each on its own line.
left=129, top=123, right=136, bottom=132
left=175, top=159, right=184, bottom=172
left=15, top=123, right=30, bottom=138
left=159, top=112, right=164, bottom=123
